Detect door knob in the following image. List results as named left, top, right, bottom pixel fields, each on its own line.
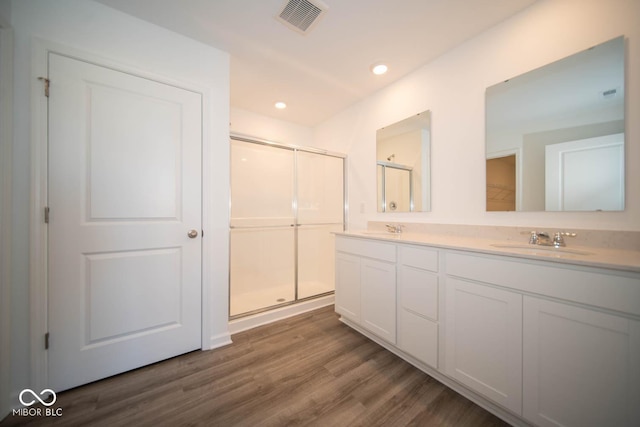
left=187, top=229, right=198, bottom=239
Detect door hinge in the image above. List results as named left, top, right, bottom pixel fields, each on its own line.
left=45, top=332, right=50, bottom=350
left=38, top=77, right=50, bottom=98
left=202, top=229, right=204, bottom=238
left=44, top=207, right=50, bottom=224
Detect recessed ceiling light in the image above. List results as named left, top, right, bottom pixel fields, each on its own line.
left=371, top=63, right=388, bottom=75
left=275, top=101, right=287, bottom=109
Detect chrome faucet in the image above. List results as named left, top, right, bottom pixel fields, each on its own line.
left=385, top=224, right=404, bottom=234
left=552, top=231, right=577, bottom=247
left=528, top=231, right=551, bottom=246
left=526, top=231, right=576, bottom=247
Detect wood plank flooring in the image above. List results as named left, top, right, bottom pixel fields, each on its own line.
left=2, top=306, right=510, bottom=427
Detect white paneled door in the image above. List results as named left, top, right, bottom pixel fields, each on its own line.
left=545, top=133, right=624, bottom=211
left=48, top=53, right=203, bottom=391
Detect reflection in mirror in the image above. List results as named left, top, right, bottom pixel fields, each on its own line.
left=376, top=110, right=431, bottom=212
left=486, top=36, right=625, bottom=211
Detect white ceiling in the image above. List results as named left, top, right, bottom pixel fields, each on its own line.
left=96, top=0, right=537, bottom=127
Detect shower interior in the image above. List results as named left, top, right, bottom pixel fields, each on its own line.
left=377, top=162, right=413, bottom=212
left=229, top=136, right=345, bottom=318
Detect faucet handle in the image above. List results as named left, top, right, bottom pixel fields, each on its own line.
left=559, top=231, right=577, bottom=238
left=385, top=224, right=404, bottom=234
left=523, top=230, right=539, bottom=245
left=553, top=231, right=576, bottom=247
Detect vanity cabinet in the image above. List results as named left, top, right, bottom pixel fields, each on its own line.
left=523, top=296, right=640, bottom=427
left=397, top=245, right=439, bottom=368
left=445, top=277, right=523, bottom=414
left=446, top=250, right=640, bottom=426
left=335, top=236, right=397, bottom=343
left=335, top=234, right=640, bottom=427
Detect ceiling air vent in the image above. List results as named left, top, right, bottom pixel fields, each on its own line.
left=276, top=0, right=328, bottom=34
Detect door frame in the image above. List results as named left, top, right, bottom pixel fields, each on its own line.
left=28, top=38, right=225, bottom=393
left=486, top=148, right=522, bottom=211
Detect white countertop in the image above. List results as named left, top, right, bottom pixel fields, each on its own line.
left=336, top=230, right=640, bottom=273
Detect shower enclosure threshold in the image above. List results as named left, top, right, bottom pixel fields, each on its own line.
left=230, top=290, right=334, bottom=320
left=228, top=294, right=335, bottom=334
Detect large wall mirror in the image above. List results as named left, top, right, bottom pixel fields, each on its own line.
left=376, top=110, right=431, bottom=212
left=486, top=36, right=625, bottom=212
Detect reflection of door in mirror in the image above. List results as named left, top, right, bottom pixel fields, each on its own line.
left=545, top=133, right=624, bottom=211
left=487, top=155, right=516, bottom=211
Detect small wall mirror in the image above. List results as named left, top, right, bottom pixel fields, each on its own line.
left=485, top=36, right=625, bottom=212
left=376, top=111, right=431, bottom=212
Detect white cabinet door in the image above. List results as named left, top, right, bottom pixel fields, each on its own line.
left=445, top=278, right=522, bottom=414
left=523, top=297, right=640, bottom=427
left=361, top=259, right=397, bottom=343
left=398, top=265, right=438, bottom=368
left=335, top=252, right=361, bottom=322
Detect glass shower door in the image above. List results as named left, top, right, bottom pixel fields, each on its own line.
left=296, top=151, right=344, bottom=299
left=229, top=140, right=295, bottom=316
left=377, top=163, right=413, bottom=212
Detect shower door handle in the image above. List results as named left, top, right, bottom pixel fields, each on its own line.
left=187, top=229, right=198, bottom=239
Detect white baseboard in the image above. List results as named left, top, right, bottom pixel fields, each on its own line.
left=208, top=332, right=232, bottom=350
left=228, top=295, right=334, bottom=335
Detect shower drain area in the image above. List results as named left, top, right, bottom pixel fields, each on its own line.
left=230, top=285, right=296, bottom=316
left=230, top=282, right=334, bottom=317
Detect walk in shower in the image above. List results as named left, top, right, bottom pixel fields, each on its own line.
left=229, top=135, right=346, bottom=318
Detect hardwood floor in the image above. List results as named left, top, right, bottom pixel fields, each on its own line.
left=2, top=306, right=509, bottom=427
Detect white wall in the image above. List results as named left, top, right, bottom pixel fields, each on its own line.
left=315, top=0, right=640, bottom=231
left=231, top=107, right=314, bottom=147
left=7, top=0, right=229, bottom=410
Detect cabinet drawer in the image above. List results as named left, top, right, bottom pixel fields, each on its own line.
left=447, top=252, right=640, bottom=316
left=399, top=265, right=438, bottom=320
left=336, top=236, right=396, bottom=262
left=398, top=310, right=438, bottom=368
left=400, top=245, right=439, bottom=272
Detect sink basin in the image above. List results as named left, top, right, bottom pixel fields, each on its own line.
left=361, top=231, right=400, bottom=237
left=490, top=243, right=592, bottom=256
